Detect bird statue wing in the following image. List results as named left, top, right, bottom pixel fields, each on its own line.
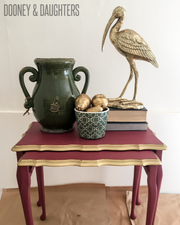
left=117, top=29, right=158, bottom=68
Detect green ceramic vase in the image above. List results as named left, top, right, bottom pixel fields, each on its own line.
left=19, top=58, right=90, bottom=133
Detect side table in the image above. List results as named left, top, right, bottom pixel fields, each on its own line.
left=12, top=122, right=167, bottom=225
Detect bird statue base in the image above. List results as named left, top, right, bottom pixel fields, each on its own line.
left=107, top=98, right=144, bottom=109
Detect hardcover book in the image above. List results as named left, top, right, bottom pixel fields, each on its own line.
left=108, top=107, right=147, bottom=122
left=106, top=122, right=148, bottom=131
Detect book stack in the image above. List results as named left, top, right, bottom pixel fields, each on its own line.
left=106, top=107, right=148, bottom=131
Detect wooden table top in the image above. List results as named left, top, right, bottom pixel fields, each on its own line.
left=18, top=150, right=161, bottom=167
left=12, top=122, right=167, bottom=152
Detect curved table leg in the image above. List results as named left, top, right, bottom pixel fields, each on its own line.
left=146, top=165, right=160, bottom=225
left=36, top=167, right=46, bottom=220
left=130, top=165, right=142, bottom=220
left=156, top=151, right=163, bottom=197
left=150, top=151, right=163, bottom=225
left=151, top=165, right=162, bottom=225
left=136, top=168, right=142, bottom=206
left=17, top=166, right=34, bottom=225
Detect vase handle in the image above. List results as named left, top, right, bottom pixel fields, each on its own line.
left=72, top=66, right=90, bottom=94
left=19, top=67, right=39, bottom=110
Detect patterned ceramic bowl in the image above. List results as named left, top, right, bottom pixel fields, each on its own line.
left=74, top=108, right=109, bottom=139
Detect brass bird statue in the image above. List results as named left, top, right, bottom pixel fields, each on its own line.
left=102, top=6, right=158, bottom=109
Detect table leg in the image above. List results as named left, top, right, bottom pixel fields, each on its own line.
left=151, top=165, right=162, bottom=225
left=146, top=165, right=159, bottom=225
left=156, top=151, right=163, bottom=197
left=36, top=167, right=46, bottom=220
left=150, top=151, right=163, bottom=225
left=156, top=165, right=162, bottom=197
left=17, top=166, right=34, bottom=225
left=130, top=165, right=142, bottom=220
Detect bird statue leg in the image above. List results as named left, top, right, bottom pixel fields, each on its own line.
left=128, top=58, right=143, bottom=106
left=130, top=57, right=139, bottom=101
left=108, top=66, right=133, bottom=101
left=119, top=67, right=133, bottom=99
left=108, top=57, right=144, bottom=109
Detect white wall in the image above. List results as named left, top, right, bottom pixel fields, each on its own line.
left=0, top=0, right=180, bottom=193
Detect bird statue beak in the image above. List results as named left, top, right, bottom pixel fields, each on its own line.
left=102, top=15, right=115, bottom=51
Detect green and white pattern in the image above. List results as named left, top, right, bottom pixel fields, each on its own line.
left=75, top=108, right=109, bottom=139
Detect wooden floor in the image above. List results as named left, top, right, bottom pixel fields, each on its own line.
left=0, top=184, right=179, bottom=225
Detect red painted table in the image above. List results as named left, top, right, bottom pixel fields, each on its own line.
left=12, top=122, right=167, bottom=225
